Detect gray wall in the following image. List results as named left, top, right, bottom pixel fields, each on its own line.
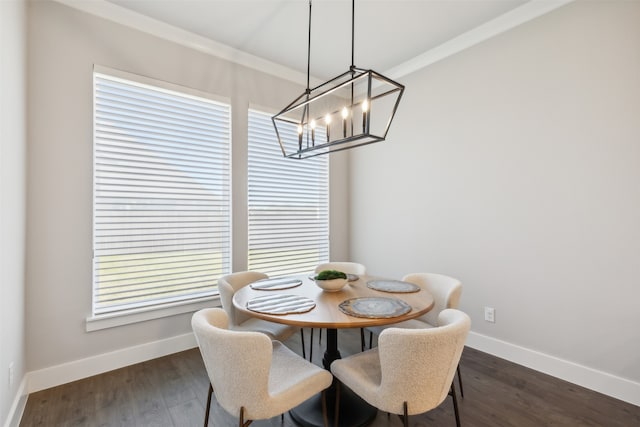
left=26, top=0, right=349, bottom=372
left=0, top=0, right=27, bottom=422
left=351, top=0, right=640, bottom=385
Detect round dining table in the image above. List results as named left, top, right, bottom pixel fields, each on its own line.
left=232, top=274, right=435, bottom=427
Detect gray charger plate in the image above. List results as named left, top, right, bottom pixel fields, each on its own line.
left=366, top=279, right=420, bottom=293
left=339, top=297, right=411, bottom=318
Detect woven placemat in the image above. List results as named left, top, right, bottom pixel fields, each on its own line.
left=250, top=277, right=303, bottom=291
left=339, top=297, right=411, bottom=319
left=366, top=280, right=420, bottom=293
left=246, top=294, right=315, bottom=315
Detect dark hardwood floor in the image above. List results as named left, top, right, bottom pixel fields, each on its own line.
left=20, top=328, right=639, bottom=427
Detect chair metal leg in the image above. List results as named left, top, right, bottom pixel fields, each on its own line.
left=301, top=329, right=306, bottom=359
left=368, top=331, right=373, bottom=349
left=321, top=389, right=328, bottom=427
left=450, top=383, right=461, bottom=427
left=403, top=401, right=409, bottom=427
left=204, top=383, right=213, bottom=427
left=360, top=328, right=365, bottom=352
left=334, top=381, right=342, bottom=427
left=396, top=402, right=409, bottom=427
left=457, top=364, right=464, bottom=398
left=310, top=328, right=325, bottom=362
left=239, top=406, right=253, bottom=427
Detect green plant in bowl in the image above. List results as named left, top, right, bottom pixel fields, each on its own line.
left=314, top=270, right=348, bottom=292
left=315, top=270, right=347, bottom=280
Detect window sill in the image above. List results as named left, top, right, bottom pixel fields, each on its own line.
left=86, top=296, right=221, bottom=332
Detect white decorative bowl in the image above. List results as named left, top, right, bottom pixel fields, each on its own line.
left=314, top=277, right=348, bottom=292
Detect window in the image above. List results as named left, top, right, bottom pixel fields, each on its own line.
left=93, top=68, right=231, bottom=316
left=247, top=109, right=329, bottom=276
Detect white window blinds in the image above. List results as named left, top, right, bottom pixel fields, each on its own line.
left=247, top=109, right=329, bottom=277
left=93, top=71, right=231, bottom=316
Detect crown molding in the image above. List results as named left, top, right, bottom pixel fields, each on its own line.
left=384, top=0, right=575, bottom=80
left=52, top=0, right=574, bottom=100
left=52, top=0, right=310, bottom=86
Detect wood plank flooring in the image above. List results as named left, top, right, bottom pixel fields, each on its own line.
left=20, top=328, right=639, bottom=427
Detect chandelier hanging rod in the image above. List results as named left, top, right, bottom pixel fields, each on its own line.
left=306, top=0, right=312, bottom=93
left=351, top=0, right=355, bottom=68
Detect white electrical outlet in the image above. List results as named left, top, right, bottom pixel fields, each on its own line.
left=484, top=307, right=495, bottom=323
left=8, top=362, right=14, bottom=388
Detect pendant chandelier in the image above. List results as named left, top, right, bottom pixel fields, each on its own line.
left=272, top=0, right=405, bottom=159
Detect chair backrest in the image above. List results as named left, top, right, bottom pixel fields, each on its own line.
left=377, top=309, right=470, bottom=415
left=402, top=273, right=462, bottom=326
left=191, top=308, right=273, bottom=416
left=218, top=271, right=268, bottom=327
left=315, top=262, right=367, bottom=275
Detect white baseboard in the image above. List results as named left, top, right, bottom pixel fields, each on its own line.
left=466, top=331, right=640, bottom=407
left=26, top=332, right=197, bottom=394
left=3, top=376, right=28, bottom=427
left=11, top=328, right=638, bottom=427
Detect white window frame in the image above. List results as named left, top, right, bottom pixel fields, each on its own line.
left=88, top=65, right=231, bottom=330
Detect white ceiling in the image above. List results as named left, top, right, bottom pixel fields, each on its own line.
left=102, top=0, right=534, bottom=80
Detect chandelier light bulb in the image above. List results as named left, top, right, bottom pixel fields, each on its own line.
left=341, top=107, right=349, bottom=137
left=325, top=114, right=331, bottom=142
left=362, top=99, right=369, bottom=133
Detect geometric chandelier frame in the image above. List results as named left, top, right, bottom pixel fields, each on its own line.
left=272, top=0, right=405, bottom=159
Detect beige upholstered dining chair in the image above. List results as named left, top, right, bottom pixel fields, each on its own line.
left=192, top=308, right=333, bottom=427
left=331, top=309, right=470, bottom=427
left=310, top=262, right=367, bottom=361
left=218, top=271, right=306, bottom=356
left=365, top=272, right=465, bottom=396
